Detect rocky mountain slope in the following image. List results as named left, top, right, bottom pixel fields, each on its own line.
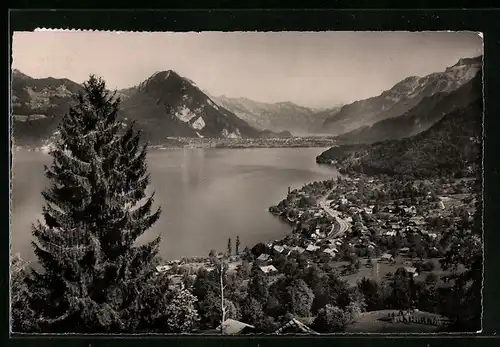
left=335, top=71, right=482, bottom=144
left=12, top=70, right=285, bottom=147
left=11, top=69, right=82, bottom=147
left=317, top=95, right=482, bottom=179
left=321, top=56, right=482, bottom=136
left=210, top=95, right=340, bottom=135
left=118, top=70, right=263, bottom=143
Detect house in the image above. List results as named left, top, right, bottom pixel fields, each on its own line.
left=438, top=201, right=446, bottom=210
left=327, top=244, right=338, bottom=252
left=290, top=246, right=305, bottom=254
left=409, top=217, right=426, bottom=226
left=380, top=253, right=393, bottom=262
left=260, top=265, right=278, bottom=274
left=168, top=275, right=184, bottom=290
left=306, top=244, right=320, bottom=252
left=340, top=198, right=348, bottom=205
left=155, top=265, right=171, bottom=273
left=384, top=231, right=397, bottom=237
left=256, top=253, right=270, bottom=262
left=216, top=319, right=256, bottom=335
left=273, top=245, right=285, bottom=254
left=274, top=318, right=319, bottom=335
left=363, top=207, right=373, bottom=214
left=400, top=247, right=410, bottom=253
left=428, top=233, right=438, bottom=239
left=404, top=267, right=419, bottom=277
left=323, top=248, right=336, bottom=256
left=390, top=223, right=402, bottom=230
left=348, top=207, right=358, bottom=214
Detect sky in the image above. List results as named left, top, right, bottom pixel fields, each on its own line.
left=12, top=31, right=483, bottom=108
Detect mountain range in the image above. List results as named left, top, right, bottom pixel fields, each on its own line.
left=321, top=56, right=482, bottom=137
left=317, top=72, right=483, bottom=179
left=11, top=70, right=294, bottom=147
left=335, top=70, right=482, bottom=144
left=209, top=95, right=341, bottom=135
left=11, top=55, right=482, bottom=148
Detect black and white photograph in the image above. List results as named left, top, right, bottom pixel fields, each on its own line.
left=10, top=30, right=483, bottom=334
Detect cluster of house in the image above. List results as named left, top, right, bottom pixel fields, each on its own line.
left=254, top=237, right=346, bottom=273
left=330, top=186, right=442, bottom=244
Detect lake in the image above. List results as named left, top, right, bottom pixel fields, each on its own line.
left=10, top=147, right=338, bottom=262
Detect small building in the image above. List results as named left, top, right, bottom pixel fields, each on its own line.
left=327, top=244, right=338, bottom=252
left=390, top=223, right=402, bottom=230
left=362, top=207, right=372, bottom=215
left=380, top=253, right=393, bottom=262
left=260, top=265, right=278, bottom=274
left=168, top=275, right=184, bottom=290
left=290, top=246, right=305, bottom=254
left=273, top=245, right=285, bottom=254
left=400, top=247, right=410, bottom=253
left=256, top=253, right=270, bottom=262
left=409, top=217, right=426, bottom=226
left=274, top=318, right=319, bottom=335
left=216, top=319, right=256, bottom=335
left=155, top=265, right=171, bottom=273
left=306, top=244, right=320, bottom=252
left=384, top=231, right=397, bottom=237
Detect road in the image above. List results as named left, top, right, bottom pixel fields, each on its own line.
left=318, top=189, right=351, bottom=238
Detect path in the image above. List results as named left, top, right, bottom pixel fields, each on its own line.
left=318, top=188, right=351, bottom=238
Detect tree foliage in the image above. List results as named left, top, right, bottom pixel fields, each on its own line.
left=18, top=76, right=163, bottom=333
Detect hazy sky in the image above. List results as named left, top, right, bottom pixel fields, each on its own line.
left=12, top=31, right=482, bottom=108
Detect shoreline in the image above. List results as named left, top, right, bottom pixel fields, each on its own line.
left=13, top=136, right=337, bottom=152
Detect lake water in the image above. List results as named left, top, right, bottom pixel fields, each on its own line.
left=11, top=147, right=338, bottom=261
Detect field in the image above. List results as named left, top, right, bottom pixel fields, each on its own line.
left=331, top=257, right=447, bottom=287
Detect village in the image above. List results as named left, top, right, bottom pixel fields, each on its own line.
left=149, top=173, right=477, bottom=334
left=266, top=174, right=477, bottom=284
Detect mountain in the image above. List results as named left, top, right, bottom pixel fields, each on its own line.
left=210, top=95, right=340, bottom=135
left=119, top=70, right=262, bottom=143
left=321, top=56, right=482, bottom=136
left=317, top=90, right=482, bottom=179
left=11, top=69, right=82, bottom=147
left=335, top=71, right=482, bottom=144
left=11, top=70, right=279, bottom=147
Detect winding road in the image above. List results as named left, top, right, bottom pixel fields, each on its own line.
left=318, top=189, right=351, bottom=238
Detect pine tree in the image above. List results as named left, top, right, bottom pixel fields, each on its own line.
left=25, top=75, right=162, bottom=333
left=227, top=238, right=232, bottom=257
left=235, top=236, right=240, bottom=255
